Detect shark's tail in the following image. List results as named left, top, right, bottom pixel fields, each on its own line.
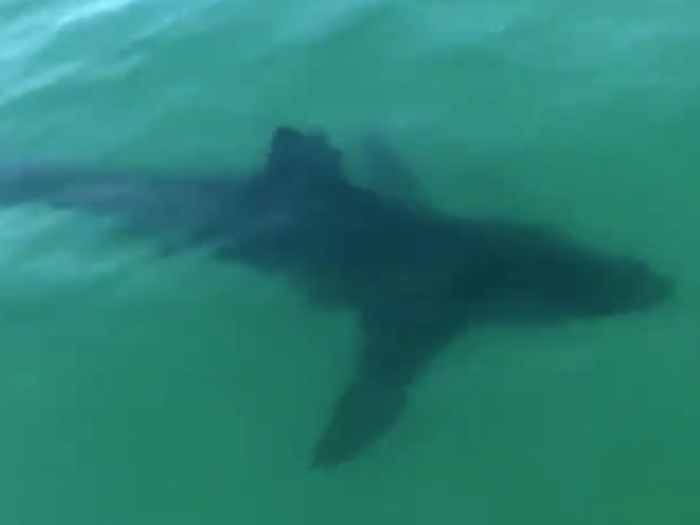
left=0, top=163, right=153, bottom=214
left=0, top=163, right=243, bottom=245
left=0, top=126, right=351, bottom=252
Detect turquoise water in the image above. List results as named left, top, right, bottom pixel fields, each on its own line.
left=1, top=0, right=699, bottom=523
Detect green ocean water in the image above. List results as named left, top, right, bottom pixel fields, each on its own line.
left=1, top=0, right=699, bottom=523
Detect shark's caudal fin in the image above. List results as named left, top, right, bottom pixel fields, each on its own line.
left=0, top=162, right=235, bottom=215
left=0, top=161, right=244, bottom=253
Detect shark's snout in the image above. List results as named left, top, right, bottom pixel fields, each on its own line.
left=579, top=257, right=676, bottom=318
left=618, top=259, right=675, bottom=311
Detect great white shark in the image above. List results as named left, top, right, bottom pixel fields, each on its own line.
left=0, top=126, right=675, bottom=469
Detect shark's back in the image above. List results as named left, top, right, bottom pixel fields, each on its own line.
left=218, top=131, right=484, bottom=309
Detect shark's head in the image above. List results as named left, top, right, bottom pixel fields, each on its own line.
left=496, top=227, right=677, bottom=323
left=562, top=254, right=675, bottom=319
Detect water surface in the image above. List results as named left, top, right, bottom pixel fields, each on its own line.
left=1, top=0, right=698, bottom=523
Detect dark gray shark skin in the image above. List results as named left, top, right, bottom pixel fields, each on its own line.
left=0, top=126, right=675, bottom=470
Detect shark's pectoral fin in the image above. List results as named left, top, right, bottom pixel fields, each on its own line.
left=310, top=315, right=414, bottom=470
left=309, top=304, right=460, bottom=470
left=309, top=378, right=408, bottom=470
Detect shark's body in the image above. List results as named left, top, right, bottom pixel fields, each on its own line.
left=0, top=126, right=674, bottom=469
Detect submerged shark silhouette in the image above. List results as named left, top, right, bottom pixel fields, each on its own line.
left=0, top=126, right=674, bottom=469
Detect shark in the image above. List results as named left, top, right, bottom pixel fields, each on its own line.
left=0, top=126, right=675, bottom=470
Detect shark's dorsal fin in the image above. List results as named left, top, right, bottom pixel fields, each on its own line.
left=264, top=126, right=345, bottom=182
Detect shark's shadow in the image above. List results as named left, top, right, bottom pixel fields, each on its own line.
left=0, top=126, right=675, bottom=469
